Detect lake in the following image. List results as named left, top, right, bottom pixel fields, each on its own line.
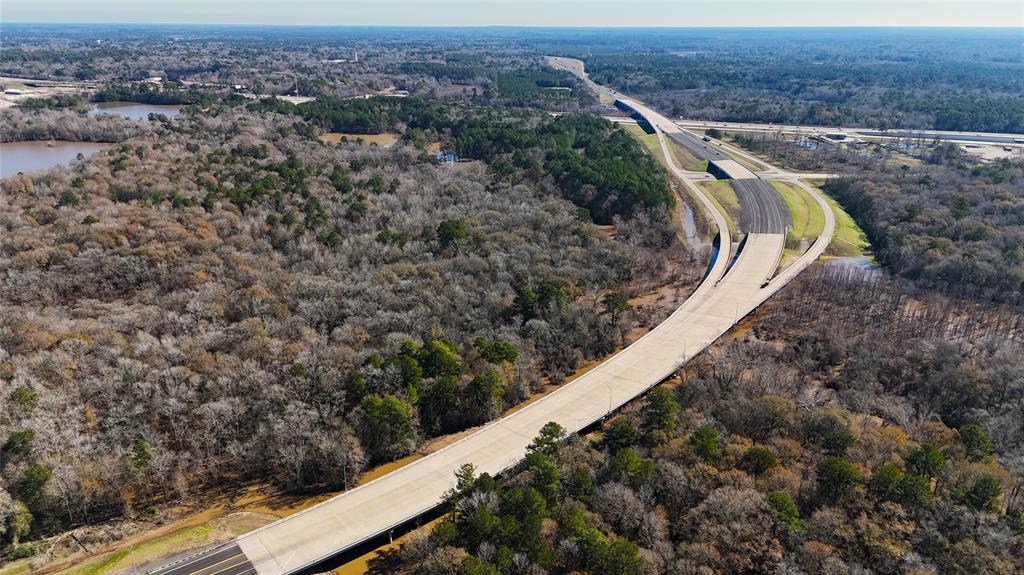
left=0, top=141, right=112, bottom=179
left=89, top=101, right=182, bottom=120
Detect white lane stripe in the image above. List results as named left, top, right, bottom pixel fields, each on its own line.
left=147, top=546, right=240, bottom=575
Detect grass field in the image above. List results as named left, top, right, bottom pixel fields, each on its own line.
left=63, top=551, right=130, bottom=575
left=671, top=143, right=709, bottom=172
left=799, top=179, right=871, bottom=258
left=708, top=135, right=767, bottom=172
left=770, top=180, right=825, bottom=242
left=0, top=559, right=32, bottom=575
left=698, top=180, right=740, bottom=236
left=727, top=150, right=766, bottom=173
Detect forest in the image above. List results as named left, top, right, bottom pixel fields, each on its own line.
left=574, top=29, right=1023, bottom=133
left=92, top=83, right=209, bottom=106
left=721, top=130, right=1024, bottom=306
left=0, top=107, right=153, bottom=143
left=0, top=102, right=688, bottom=553
left=1, top=23, right=1021, bottom=575
left=250, top=97, right=674, bottom=224
left=386, top=266, right=1024, bottom=575
left=824, top=157, right=1024, bottom=305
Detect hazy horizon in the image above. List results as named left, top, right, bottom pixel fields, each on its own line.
left=2, top=0, right=1022, bottom=28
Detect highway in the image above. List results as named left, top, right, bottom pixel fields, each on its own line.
left=148, top=544, right=254, bottom=575
left=146, top=59, right=834, bottom=575
left=617, top=99, right=790, bottom=235
left=665, top=129, right=731, bottom=162
left=676, top=119, right=1024, bottom=147
left=732, top=178, right=790, bottom=234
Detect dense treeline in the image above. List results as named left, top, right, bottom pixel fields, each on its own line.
left=93, top=83, right=210, bottom=105
left=0, top=106, right=687, bottom=555
left=17, top=94, right=86, bottom=111
left=397, top=62, right=486, bottom=83
left=490, top=70, right=586, bottom=108
left=248, top=96, right=452, bottom=135
left=449, top=113, right=673, bottom=223
left=394, top=63, right=586, bottom=108
left=823, top=157, right=1024, bottom=304
left=583, top=35, right=1024, bottom=133
left=760, top=266, right=1024, bottom=461
left=0, top=107, right=153, bottom=143
left=250, top=97, right=674, bottom=224
left=394, top=266, right=1023, bottom=575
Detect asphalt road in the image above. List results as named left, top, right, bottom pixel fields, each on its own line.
left=856, top=130, right=1022, bottom=144
left=665, top=130, right=730, bottom=162
left=661, top=111, right=790, bottom=234
left=732, top=178, right=791, bottom=234
left=676, top=119, right=1024, bottom=146
left=146, top=543, right=255, bottom=575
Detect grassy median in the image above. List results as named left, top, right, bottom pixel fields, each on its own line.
left=698, top=180, right=740, bottom=237
left=770, top=180, right=825, bottom=242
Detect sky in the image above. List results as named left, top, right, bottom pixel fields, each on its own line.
left=1, top=0, right=1022, bottom=27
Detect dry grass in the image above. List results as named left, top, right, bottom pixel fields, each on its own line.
left=318, top=133, right=400, bottom=146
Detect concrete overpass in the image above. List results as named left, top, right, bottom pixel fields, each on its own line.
left=147, top=64, right=834, bottom=575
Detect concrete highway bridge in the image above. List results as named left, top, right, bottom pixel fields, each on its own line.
left=147, top=71, right=835, bottom=575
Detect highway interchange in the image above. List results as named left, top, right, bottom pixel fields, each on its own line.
left=148, top=58, right=835, bottom=575
left=660, top=126, right=790, bottom=235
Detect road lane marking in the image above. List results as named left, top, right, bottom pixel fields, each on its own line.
left=202, top=557, right=252, bottom=575
left=148, top=546, right=241, bottom=575
left=184, top=552, right=246, bottom=575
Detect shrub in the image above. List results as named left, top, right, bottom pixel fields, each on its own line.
left=738, top=446, right=778, bottom=476
left=816, top=457, right=860, bottom=503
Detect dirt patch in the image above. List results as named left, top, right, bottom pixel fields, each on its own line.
left=319, top=132, right=400, bottom=146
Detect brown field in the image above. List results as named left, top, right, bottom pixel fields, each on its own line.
left=319, top=133, right=400, bottom=146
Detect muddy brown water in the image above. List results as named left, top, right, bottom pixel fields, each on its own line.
left=0, top=140, right=112, bottom=179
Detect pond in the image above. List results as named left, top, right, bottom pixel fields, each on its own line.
left=89, top=101, right=182, bottom=120
left=0, top=141, right=111, bottom=179
left=825, top=256, right=881, bottom=274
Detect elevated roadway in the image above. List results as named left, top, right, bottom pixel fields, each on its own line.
left=147, top=60, right=834, bottom=575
